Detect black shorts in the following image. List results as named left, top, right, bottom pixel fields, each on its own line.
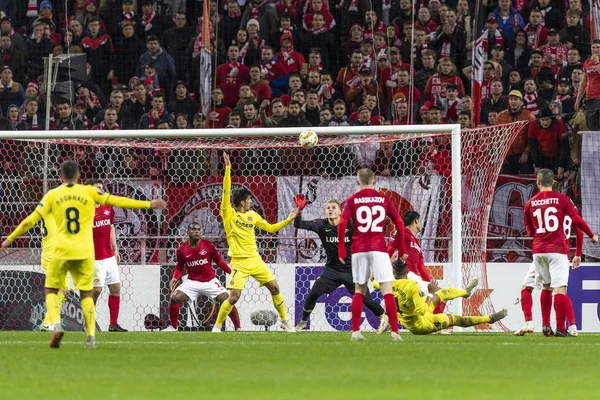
left=317, top=268, right=354, bottom=294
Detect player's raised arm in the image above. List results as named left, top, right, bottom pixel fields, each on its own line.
left=255, top=208, right=298, bottom=233
left=90, top=186, right=166, bottom=210
left=292, top=194, right=322, bottom=232
left=221, top=152, right=233, bottom=221
left=1, top=193, right=51, bottom=252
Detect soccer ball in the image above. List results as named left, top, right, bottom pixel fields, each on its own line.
left=299, top=130, right=318, bottom=149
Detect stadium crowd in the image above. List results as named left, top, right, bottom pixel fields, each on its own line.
left=0, top=0, right=595, bottom=188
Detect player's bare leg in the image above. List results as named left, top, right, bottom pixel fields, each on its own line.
left=515, top=285, right=535, bottom=336
left=107, top=283, right=127, bottom=332
left=263, top=280, right=295, bottom=332
left=213, top=288, right=242, bottom=332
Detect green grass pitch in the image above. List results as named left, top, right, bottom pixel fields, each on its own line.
left=1, top=331, right=598, bottom=400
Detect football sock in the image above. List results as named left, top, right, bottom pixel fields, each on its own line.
left=229, top=306, right=241, bottom=329
left=302, top=307, right=313, bottom=321
left=169, top=303, right=181, bottom=329
left=436, top=288, right=467, bottom=302
left=81, top=297, right=96, bottom=337
left=45, top=292, right=61, bottom=325
left=540, top=289, right=553, bottom=327
left=215, top=299, right=233, bottom=326
left=271, top=293, right=287, bottom=320
left=433, top=302, right=446, bottom=314
left=363, top=292, right=385, bottom=317
left=554, top=293, right=568, bottom=332
left=564, top=296, right=576, bottom=326
left=384, top=293, right=399, bottom=333
left=451, top=315, right=490, bottom=327
left=521, top=288, right=533, bottom=322
left=108, top=295, right=120, bottom=326
left=351, top=292, right=364, bottom=332
left=42, top=291, right=64, bottom=326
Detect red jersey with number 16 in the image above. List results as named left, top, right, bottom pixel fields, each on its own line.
left=93, top=205, right=114, bottom=261
left=338, top=188, right=405, bottom=257
left=174, top=240, right=232, bottom=282
left=524, top=191, right=593, bottom=255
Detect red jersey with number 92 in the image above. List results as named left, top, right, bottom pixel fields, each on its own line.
left=341, top=188, right=401, bottom=253
left=524, top=191, right=578, bottom=255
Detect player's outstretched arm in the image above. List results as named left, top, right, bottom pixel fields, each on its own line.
left=255, top=209, right=299, bottom=233
left=221, top=153, right=232, bottom=220
left=1, top=211, right=44, bottom=252
left=92, top=186, right=166, bottom=210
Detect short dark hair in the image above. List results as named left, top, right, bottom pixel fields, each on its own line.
left=537, top=168, right=554, bottom=187
left=288, top=100, right=301, bottom=107
left=86, top=178, right=103, bottom=186
left=152, top=92, right=165, bottom=100
left=403, top=211, right=420, bottom=227
left=392, top=258, right=408, bottom=277
left=88, top=17, right=101, bottom=25
left=146, top=35, right=159, bottom=43
left=61, top=160, right=80, bottom=180
left=232, top=188, right=252, bottom=207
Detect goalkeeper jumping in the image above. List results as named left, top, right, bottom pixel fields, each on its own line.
left=373, top=258, right=508, bottom=334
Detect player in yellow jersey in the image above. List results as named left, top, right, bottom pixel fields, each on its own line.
left=1, top=160, right=166, bottom=349
left=373, top=259, right=508, bottom=334
left=212, top=153, right=299, bottom=332
left=38, top=213, right=71, bottom=332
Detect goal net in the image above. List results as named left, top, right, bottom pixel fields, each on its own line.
left=0, top=123, right=527, bottom=332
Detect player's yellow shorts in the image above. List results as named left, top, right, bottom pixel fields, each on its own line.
left=401, top=303, right=451, bottom=335
left=228, top=254, right=275, bottom=290
left=46, top=258, right=94, bottom=292
left=41, top=253, right=70, bottom=291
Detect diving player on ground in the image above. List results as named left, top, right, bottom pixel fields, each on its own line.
left=293, top=196, right=388, bottom=332
left=165, top=222, right=241, bottom=331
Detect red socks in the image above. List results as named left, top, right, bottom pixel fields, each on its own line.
left=229, top=305, right=241, bottom=330
left=564, top=295, right=576, bottom=327
left=169, top=303, right=181, bottom=329
left=108, top=295, right=120, bottom=326
left=554, top=293, right=569, bottom=333
left=351, top=292, right=364, bottom=332
left=433, top=302, right=446, bottom=314
left=521, top=288, right=533, bottom=322
left=383, top=293, right=399, bottom=334
left=540, top=289, right=553, bottom=327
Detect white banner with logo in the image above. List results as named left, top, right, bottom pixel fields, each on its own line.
left=275, top=175, right=443, bottom=263
left=581, top=131, right=600, bottom=258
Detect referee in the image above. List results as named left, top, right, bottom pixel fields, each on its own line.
left=293, top=196, right=388, bottom=332
left=575, top=39, right=600, bottom=130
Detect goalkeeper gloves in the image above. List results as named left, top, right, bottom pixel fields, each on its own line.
left=293, top=193, right=309, bottom=211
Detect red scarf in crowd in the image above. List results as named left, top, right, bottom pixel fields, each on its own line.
left=27, top=0, right=38, bottom=17
left=228, top=7, right=241, bottom=17
left=556, top=93, right=571, bottom=103
left=524, top=92, right=539, bottom=115
left=261, top=57, right=279, bottom=77
left=142, top=9, right=156, bottom=29
left=148, top=108, right=165, bottom=129
left=483, top=28, right=504, bottom=54
left=123, top=11, right=135, bottom=21
left=20, top=112, right=38, bottom=130
left=239, top=36, right=264, bottom=63
left=524, top=23, right=543, bottom=49
left=317, top=84, right=335, bottom=106
left=308, top=63, right=322, bottom=72
left=94, top=120, right=120, bottom=130
left=542, top=44, right=567, bottom=66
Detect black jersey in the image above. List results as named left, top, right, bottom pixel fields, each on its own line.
left=294, top=217, right=352, bottom=269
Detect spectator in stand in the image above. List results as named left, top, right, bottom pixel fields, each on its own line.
left=348, top=94, right=382, bottom=124
left=302, top=0, right=336, bottom=32
left=555, top=78, right=575, bottom=123
left=272, top=12, right=302, bottom=53
left=222, top=0, right=243, bottom=47
left=0, top=66, right=24, bottom=116
left=0, top=35, right=26, bottom=84
left=340, top=25, right=364, bottom=69
left=81, top=17, right=115, bottom=97
left=216, top=44, right=250, bottom=108
left=17, top=98, right=43, bottom=130
left=560, top=49, right=583, bottom=80
left=137, top=35, right=176, bottom=99
left=305, top=69, right=321, bottom=92
left=401, top=28, right=428, bottom=72
left=167, top=81, right=198, bottom=120
left=114, top=22, right=145, bottom=87
left=560, top=9, right=590, bottom=60
left=139, top=92, right=172, bottom=129
left=248, top=65, right=272, bottom=103
left=392, top=0, right=414, bottom=33
left=26, top=21, right=55, bottom=83
left=76, top=84, right=104, bottom=124
left=235, top=84, right=257, bottom=120
left=74, top=100, right=94, bottom=129
left=436, top=83, right=462, bottom=124
left=127, top=82, right=151, bottom=123
left=346, top=67, right=377, bottom=112
left=53, top=100, right=87, bottom=130
left=427, top=104, right=443, bottom=124
left=481, top=79, right=507, bottom=124
left=571, top=66, right=584, bottom=98
left=392, top=97, right=410, bottom=125
left=162, top=12, right=195, bottom=81
left=140, top=0, right=169, bottom=38
left=362, top=10, right=386, bottom=41
left=259, top=98, right=286, bottom=127
left=275, top=0, right=297, bottom=22
left=415, top=7, right=437, bottom=35
left=393, top=67, right=421, bottom=111
left=317, top=71, right=340, bottom=108
left=238, top=20, right=264, bottom=67
left=353, top=104, right=375, bottom=126
left=318, top=106, right=331, bottom=125
left=110, top=0, right=142, bottom=39
left=536, top=0, right=562, bottom=31
left=430, top=8, right=466, bottom=69
left=380, top=48, right=405, bottom=113
left=372, top=142, right=404, bottom=177
left=241, top=0, right=280, bottom=42
left=335, top=51, right=363, bottom=103
left=524, top=9, right=548, bottom=50
left=414, top=50, right=437, bottom=95
left=69, top=18, right=85, bottom=46
left=6, top=104, right=18, bottom=128
left=303, top=91, right=320, bottom=126
left=507, top=30, right=531, bottom=76
left=92, top=107, right=120, bottom=130
left=541, top=29, right=567, bottom=75
left=506, top=69, right=524, bottom=94
left=458, top=111, right=472, bottom=128
left=260, top=46, right=288, bottom=97
left=496, top=90, right=535, bottom=173
left=418, top=102, right=431, bottom=124
left=424, top=57, right=465, bottom=102
left=528, top=106, right=570, bottom=175
left=207, top=88, right=232, bottom=129
left=523, top=49, right=553, bottom=80
left=243, top=102, right=263, bottom=128
left=490, top=44, right=513, bottom=87
left=301, top=12, right=338, bottom=73
left=0, top=17, right=26, bottom=56
left=174, top=113, right=190, bottom=129
left=575, top=40, right=600, bottom=130
left=278, top=100, right=311, bottom=127
left=276, top=32, right=305, bottom=75
left=227, top=111, right=242, bottom=128
left=523, top=77, right=547, bottom=116
left=323, top=99, right=351, bottom=127
left=490, top=0, right=524, bottom=42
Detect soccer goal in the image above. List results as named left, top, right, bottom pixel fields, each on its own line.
left=0, top=123, right=527, bottom=332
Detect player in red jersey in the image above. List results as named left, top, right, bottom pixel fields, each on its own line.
left=516, top=182, right=585, bottom=337
left=165, top=222, right=241, bottom=331
left=88, top=180, right=127, bottom=332
left=523, top=169, right=598, bottom=337
left=338, top=168, right=407, bottom=341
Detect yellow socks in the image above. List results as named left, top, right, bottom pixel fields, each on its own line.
left=45, top=292, right=61, bottom=325
left=216, top=299, right=233, bottom=326
left=81, top=297, right=96, bottom=337
left=436, top=288, right=467, bottom=302
left=452, top=315, right=490, bottom=327
left=272, top=293, right=287, bottom=320
left=42, top=291, right=65, bottom=325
